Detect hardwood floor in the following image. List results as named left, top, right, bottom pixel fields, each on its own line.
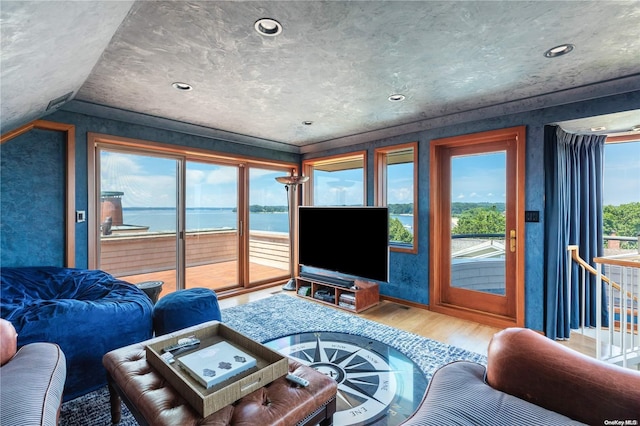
left=122, top=262, right=595, bottom=358
left=217, top=285, right=597, bottom=358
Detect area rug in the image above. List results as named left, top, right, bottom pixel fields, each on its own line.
left=59, top=294, right=486, bottom=426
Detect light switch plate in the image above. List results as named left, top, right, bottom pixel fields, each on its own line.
left=525, top=210, right=539, bottom=222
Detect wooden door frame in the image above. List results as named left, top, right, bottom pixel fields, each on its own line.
left=429, top=126, right=526, bottom=328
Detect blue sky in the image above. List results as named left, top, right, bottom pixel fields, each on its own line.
left=603, top=141, right=640, bottom=206
left=446, top=142, right=640, bottom=206
left=102, top=140, right=639, bottom=208
left=101, top=152, right=287, bottom=208
left=451, top=152, right=506, bottom=204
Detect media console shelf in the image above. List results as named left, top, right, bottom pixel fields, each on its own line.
left=295, top=276, right=379, bottom=313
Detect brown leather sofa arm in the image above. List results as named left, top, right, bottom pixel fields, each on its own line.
left=486, top=327, right=640, bottom=425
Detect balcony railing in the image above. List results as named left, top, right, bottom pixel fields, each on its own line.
left=99, top=229, right=290, bottom=296
left=568, top=246, right=639, bottom=369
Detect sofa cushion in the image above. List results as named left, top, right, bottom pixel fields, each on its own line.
left=0, top=342, right=66, bottom=426
left=0, top=318, right=17, bottom=366
left=402, top=361, right=585, bottom=425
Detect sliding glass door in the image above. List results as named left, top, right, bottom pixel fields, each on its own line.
left=93, top=138, right=298, bottom=297
left=184, top=161, right=239, bottom=291
left=99, top=150, right=179, bottom=292
left=247, top=167, right=290, bottom=285
left=98, top=150, right=243, bottom=295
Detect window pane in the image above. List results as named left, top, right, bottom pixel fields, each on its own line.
left=248, top=167, right=290, bottom=283
left=386, top=149, right=414, bottom=245
left=603, top=141, right=640, bottom=255
left=185, top=161, right=239, bottom=290
left=310, top=156, right=364, bottom=206
left=375, top=144, right=417, bottom=250
left=99, top=150, right=178, bottom=296
left=450, top=151, right=506, bottom=296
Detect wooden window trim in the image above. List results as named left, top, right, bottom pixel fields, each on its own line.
left=87, top=132, right=297, bottom=272
left=302, top=151, right=367, bottom=206
left=374, top=142, right=418, bottom=254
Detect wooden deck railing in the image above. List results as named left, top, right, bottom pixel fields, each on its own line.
left=100, top=229, right=289, bottom=277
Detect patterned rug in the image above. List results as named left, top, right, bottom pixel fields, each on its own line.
left=59, top=294, right=486, bottom=426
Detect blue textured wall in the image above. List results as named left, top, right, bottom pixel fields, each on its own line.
left=2, top=91, right=638, bottom=332
left=1, top=129, right=65, bottom=267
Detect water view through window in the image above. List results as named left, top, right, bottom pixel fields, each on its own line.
left=98, top=149, right=293, bottom=293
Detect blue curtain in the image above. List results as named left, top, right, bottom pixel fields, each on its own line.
left=543, top=125, right=608, bottom=340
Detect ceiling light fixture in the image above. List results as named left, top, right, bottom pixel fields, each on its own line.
left=590, top=126, right=606, bottom=132
left=388, top=94, right=406, bottom=102
left=255, top=18, right=282, bottom=36
left=544, top=44, right=574, bottom=58
left=172, top=82, right=193, bottom=91
left=631, top=124, right=640, bottom=132
left=302, top=120, right=313, bottom=126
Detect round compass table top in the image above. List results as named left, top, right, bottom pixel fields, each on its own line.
left=265, top=331, right=427, bottom=426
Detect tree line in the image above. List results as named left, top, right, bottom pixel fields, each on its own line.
left=243, top=202, right=639, bottom=247
left=604, top=202, right=640, bottom=249
left=448, top=202, right=639, bottom=241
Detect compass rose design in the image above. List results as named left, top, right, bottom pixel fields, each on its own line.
left=265, top=332, right=427, bottom=426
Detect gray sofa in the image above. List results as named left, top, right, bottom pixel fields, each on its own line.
left=0, top=318, right=66, bottom=426
left=402, top=328, right=640, bottom=425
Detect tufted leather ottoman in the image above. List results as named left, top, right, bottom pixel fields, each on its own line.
left=103, top=336, right=337, bottom=426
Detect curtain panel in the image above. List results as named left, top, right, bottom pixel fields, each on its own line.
left=543, top=125, right=607, bottom=340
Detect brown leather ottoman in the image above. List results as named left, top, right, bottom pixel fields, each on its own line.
left=103, top=336, right=337, bottom=426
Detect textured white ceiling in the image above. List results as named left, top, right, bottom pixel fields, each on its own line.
left=2, top=1, right=639, bottom=151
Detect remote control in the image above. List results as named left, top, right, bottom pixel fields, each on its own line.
left=286, top=373, right=309, bottom=387
left=162, top=337, right=200, bottom=353
left=160, top=352, right=175, bottom=364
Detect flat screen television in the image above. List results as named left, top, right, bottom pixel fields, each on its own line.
left=297, top=206, right=389, bottom=282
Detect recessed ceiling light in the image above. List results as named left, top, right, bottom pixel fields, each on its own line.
left=255, top=18, right=282, bottom=36
left=631, top=124, right=640, bottom=132
left=172, top=82, right=193, bottom=91
left=590, top=126, right=606, bottom=132
left=544, top=44, right=574, bottom=58
left=388, top=94, right=406, bottom=102
left=302, top=121, right=313, bottom=126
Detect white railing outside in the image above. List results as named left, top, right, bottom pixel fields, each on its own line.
left=594, top=253, right=640, bottom=368
left=567, top=246, right=640, bottom=369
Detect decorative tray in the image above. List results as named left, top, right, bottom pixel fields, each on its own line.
left=146, top=321, right=288, bottom=417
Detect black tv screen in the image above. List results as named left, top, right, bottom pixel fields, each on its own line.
left=297, top=206, right=389, bottom=282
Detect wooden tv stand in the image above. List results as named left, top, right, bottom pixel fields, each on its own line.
left=295, top=276, right=379, bottom=313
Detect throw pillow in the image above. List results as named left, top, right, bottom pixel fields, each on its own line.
left=0, top=318, right=17, bottom=366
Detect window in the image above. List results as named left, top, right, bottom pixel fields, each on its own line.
left=88, top=133, right=295, bottom=297
left=302, top=152, right=366, bottom=206
left=374, top=143, right=418, bottom=253
left=602, top=138, right=640, bottom=254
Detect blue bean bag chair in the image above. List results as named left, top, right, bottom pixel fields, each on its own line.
left=0, top=266, right=153, bottom=401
